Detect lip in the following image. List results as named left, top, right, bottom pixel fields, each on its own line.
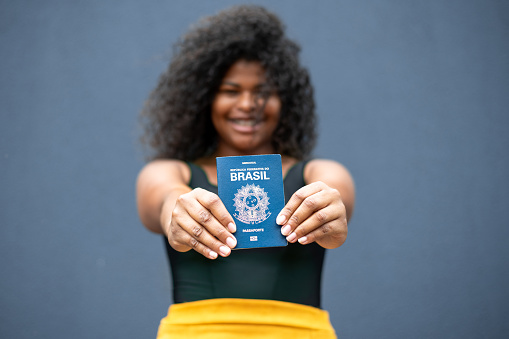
left=227, top=118, right=261, bottom=133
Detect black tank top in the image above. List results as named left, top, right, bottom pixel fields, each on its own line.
left=164, top=161, right=326, bottom=307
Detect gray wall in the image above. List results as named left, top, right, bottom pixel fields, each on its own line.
left=1, top=0, right=508, bottom=338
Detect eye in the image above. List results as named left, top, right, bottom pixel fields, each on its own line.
left=219, top=88, right=239, bottom=96
left=255, top=85, right=275, bottom=98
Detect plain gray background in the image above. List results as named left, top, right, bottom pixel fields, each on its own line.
left=1, top=0, right=508, bottom=338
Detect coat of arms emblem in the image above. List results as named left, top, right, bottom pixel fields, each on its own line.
left=233, top=184, right=271, bottom=224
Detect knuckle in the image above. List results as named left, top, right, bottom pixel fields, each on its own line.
left=193, top=188, right=206, bottom=197
left=315, top=210, right=328, bottom=223
left=290, top=214, right=300, bottom=225
left=294, top=191, right=307, bottom=201
left=320, top=223, right=332, bottom=235
left=330, top=187, right=341, bottom=198
left=168, top=236, right=178, bottom=247
left=206, top=194, right=221, bottom=207
left=168, top=222, right=178, bottom=235
left=334, top=202, right=346, bottom=219
left=175, top=196, right=183, bottom=206
left=199, top=210, right=212, bottom=223
left=192, top=225, right=203, bottom=237
left=312, top=181, right=325, bottom=189
left=171, top=208, right=181, bottom=220
left=177, top=193, right=190, bottom=204
left=189, top=237, right=199, bottom=249
left=303, top=197, right=316, bottom=209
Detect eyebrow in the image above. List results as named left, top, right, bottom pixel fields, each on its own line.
left=220, top=81, right=267, bottom=89
left=221, top=81, right=241, bottom=87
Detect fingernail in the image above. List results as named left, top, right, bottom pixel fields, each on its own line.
left=219, top=245, right=231, bottom=256
left=298, top=236, right=308, bottom=244
left=281, top=225, right=291, bottom=236
left=209, top=250, right=218, bottom=259
left=226, top=237, right=237, bottom=249
left=228, top=222, right=236, bottom=233
left=276, top=214, right=286, bottom=225
left=286, top=233, right=297, bottom=243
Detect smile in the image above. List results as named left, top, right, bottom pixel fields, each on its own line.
left=230, top=119, right=259, bottom=127
left=227, top=118, right=263, bottom=133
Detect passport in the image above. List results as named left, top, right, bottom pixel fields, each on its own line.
left=216, top=154, right=287, bottom=249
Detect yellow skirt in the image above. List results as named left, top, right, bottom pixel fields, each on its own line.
left=156, top=298, right=337, bottom=339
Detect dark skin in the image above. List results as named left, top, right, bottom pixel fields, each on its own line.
left=136, top=60, right=355, bottom=259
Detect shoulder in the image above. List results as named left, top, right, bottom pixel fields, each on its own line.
left=137, top=159, right=191, bottom=186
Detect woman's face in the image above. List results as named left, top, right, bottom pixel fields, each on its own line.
left=211, top=59, right=281, bottom=156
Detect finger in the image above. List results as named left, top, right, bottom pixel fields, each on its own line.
left=280, top=189, right=330, bottom=237
left=295, top=221, right=338, bottom=245
left=181, top=231, right=219, bottom=259
left=177, top=215, right=234, bottom=257
left=177, top=189, right=237, bottom=248
left=285, top=204, right=340, bottom=243
left=277, top=183, right=323, bottom=227
left=298, top=216, right=348, bottom=249
left=194, top=188, right=237, bottom=233
left=185, top=196, right=237, bottom=249
left=167, top=219, right=219, bottom=259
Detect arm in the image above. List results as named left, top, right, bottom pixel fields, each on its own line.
left=276, top=159, right=355, bottom=249
left=136, top=160, right=237, bottom=259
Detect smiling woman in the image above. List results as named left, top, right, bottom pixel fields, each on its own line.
left=139, top=6, right=316, bottom=162
left=136, top=5, right=354, bottom=338
left=211, top=60, right=281, bottom=157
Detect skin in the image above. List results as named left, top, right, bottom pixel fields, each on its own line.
left=136, top=59, right=355, bottom=260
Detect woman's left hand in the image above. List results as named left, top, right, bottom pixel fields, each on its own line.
left=276, top=160, right=355, bottom=249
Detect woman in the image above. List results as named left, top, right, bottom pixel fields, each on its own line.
left=137, top=5, right=355, bottom=338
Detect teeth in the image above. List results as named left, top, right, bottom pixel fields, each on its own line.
left=231, top=119, right=257, bottom=126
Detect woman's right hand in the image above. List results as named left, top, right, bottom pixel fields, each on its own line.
left=163, top=188, right=237, bottom=259
left=136, top=160, right=237, bottom=260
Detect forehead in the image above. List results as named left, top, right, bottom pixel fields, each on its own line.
left=221, top=59, right=266, bottom=83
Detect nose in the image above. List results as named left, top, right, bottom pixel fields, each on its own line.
left=237, top=91, right=256, bottom=112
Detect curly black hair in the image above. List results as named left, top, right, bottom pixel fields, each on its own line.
left=141, top=5, right=316, bottom=161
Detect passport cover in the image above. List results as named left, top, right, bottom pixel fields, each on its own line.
left=216, top=154, right=287, bottom=249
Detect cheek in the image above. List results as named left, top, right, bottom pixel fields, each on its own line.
left=211, top=97, right=222, bottom=117
left=212, top=94, right=233, bottom=115
left=266, top=97, right=282, bottom=120
left=211, top=100, right=222, bottom=130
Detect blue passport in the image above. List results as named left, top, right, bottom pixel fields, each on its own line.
left=216, top=154, right=287, bottom=249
